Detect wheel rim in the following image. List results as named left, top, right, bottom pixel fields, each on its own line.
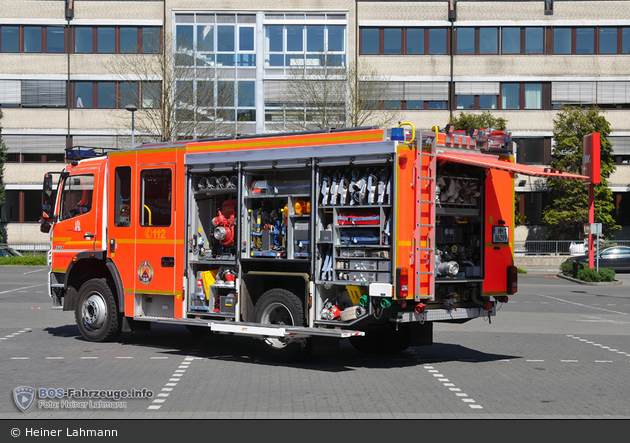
left=260, top=302, right=295, bottom=349
left=82, top=292, right=107, bottom=331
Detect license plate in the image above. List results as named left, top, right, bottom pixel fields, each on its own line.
left=492, top=226, right=509, bottom=244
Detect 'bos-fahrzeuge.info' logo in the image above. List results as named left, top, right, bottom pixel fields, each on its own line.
left=13, top=386, right=36, bottom=412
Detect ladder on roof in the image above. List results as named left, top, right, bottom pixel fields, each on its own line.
left=414, top=129, right=438, bottom=301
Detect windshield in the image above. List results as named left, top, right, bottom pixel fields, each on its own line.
left=59, top=174, right=95, bottom=220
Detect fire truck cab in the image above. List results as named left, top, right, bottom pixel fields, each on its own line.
left=41, top=125, right=586, bottom=361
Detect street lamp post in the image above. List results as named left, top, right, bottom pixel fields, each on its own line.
left=125, top=104, right=138, bottom=148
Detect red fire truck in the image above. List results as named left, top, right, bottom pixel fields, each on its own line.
left=40, top=124, right=586, bottom=361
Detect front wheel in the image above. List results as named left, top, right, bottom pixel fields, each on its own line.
left=254, top=289, right=311, bottom=363
left=75, top=279, right=122, bottom=342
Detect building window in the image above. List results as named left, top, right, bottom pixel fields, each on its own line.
left=383, top=28, right=402, bottom=54
left=479, top=27, right=498, bottom=54
left=97, top=82, right=116, bottom=108
left=500, top=83, right=546, bottom=110
left=264, top=24, right=344, bottom=67
left=525, top=27, right=544, bottom=54
left=456, top=28, right=474, bottom=54
left=359, top=27, right=447, bottom=55
left=71, top=26, right=161, bottom=54
left=1, top=26, right=20, bottom=52
left=22, top=80, right=66, bottom=107
left=524, top=83, right=543, bottom=109
left=428, top=28, right=447, bottom=54
left=75, top=27, right=94, bottom=53
left=455, top=82, right=499, bottom=110
left=47, top=27, right=65, bottom=53
left=553, top=28, right=571, bottom=54
left=72, top=81, right=160, bottom=109
left=576, top=27, right=595, bottom=54
left=456, top=95, right=474, bottom=109
left=97, top=27, right=115, bottom=53
left=406, top=28, right=424, bottom=54
left=551, top=81, right=630, bottom=109
left=501, top=83, right=520, bottom=109
left=120, top=27, right=138, bottom=53
left=599, top=28, right=618, bottom=54
left=502, top=28, right=521, bottom=54
left=624, top=28, right=630, bottom=53
left=142, top=27, right=161, bottom=53
left=515, top=137, right=550, bottom=164
left=24, top=26, right=43, bottom=53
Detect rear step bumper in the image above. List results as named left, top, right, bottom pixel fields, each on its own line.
left=134, top=317, right=365, bottom=339
left=392, top=306, right=496, bottom=323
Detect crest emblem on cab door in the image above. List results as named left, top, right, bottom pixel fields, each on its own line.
left=138, top=261, right=154, bottom=285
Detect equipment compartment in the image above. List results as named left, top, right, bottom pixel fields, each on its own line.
left=434, top=163, right=484, bottom=280
left=242, top=169, right=312, bottom=260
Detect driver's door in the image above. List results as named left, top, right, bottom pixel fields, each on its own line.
left=50, top=161, right=104, bottom=274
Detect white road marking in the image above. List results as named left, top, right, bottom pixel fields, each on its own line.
left=147, top=344, right=201, bottom=411
left=23, top=268, right=47, bottom=275
left=423, top=365, right=483, bottom=410
left=0, top=327, right=32, bottom=342
left=568, top=335, right=629, bottom=358
left=539, top=294, right=627, bottom=315
left=0, top=285, right=45, bottom=295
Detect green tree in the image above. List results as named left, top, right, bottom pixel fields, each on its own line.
left=514, top=192, right=526, bottom=227
left=543, top=106, right=620, bottom=239
left=0, top=109, right=7, bottom=242
left=448, top=110, right=507, bottom=131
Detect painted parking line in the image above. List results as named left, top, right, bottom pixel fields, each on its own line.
left=423, top=364, right=483, bottom=410
left=539, top=294, right=628, bottom=316
left=0, top=327, right=32, bottom=342
left=147, top=345, right=202, bottom=411
left=567, top=334, right=630, bottom=357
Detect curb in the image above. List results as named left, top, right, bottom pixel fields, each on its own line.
left=556, top=273, right=623, bottom=286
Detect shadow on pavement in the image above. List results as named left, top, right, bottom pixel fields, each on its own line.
left=45, top=322, right=517, bottom=372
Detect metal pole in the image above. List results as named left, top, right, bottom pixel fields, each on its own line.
left=596, top=230, right=600, bottom=273
left=588, top=183, right=594, bottom=269
left=131, top=110, right=135, bottom=148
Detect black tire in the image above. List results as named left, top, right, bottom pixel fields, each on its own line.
left=75, top=278, right=122, bottom=342
left=349, top=324, right=411, bottom=355
left=254, top=289, right=311, bottom=363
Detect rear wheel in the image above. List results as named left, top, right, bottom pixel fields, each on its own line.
left=254, top=289, right=311, bottom=362
left=75, top=279, right=122, bottom=342
left=349, top=324, right=411, bottom=355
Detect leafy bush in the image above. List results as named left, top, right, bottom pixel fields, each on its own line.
left=561, top=260, right=615, bottom=282
left=0, top=256, right=47, bottom=266
left=560, top=261, right=574, bottom=276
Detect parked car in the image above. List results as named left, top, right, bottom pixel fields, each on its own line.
left=0, top=245, right=24, bottom=257
left=567, top=246, right=630, bottom=272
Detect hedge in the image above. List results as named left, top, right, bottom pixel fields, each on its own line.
left=560, top=260, right=616, bottom=282
left=0, top=256, right=47, bottom=266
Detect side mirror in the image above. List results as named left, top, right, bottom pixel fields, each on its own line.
left=43, top=174, right=54, bottom=206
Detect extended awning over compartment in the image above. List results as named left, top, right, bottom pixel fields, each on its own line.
left=436, top=152, right=588, bottom=181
